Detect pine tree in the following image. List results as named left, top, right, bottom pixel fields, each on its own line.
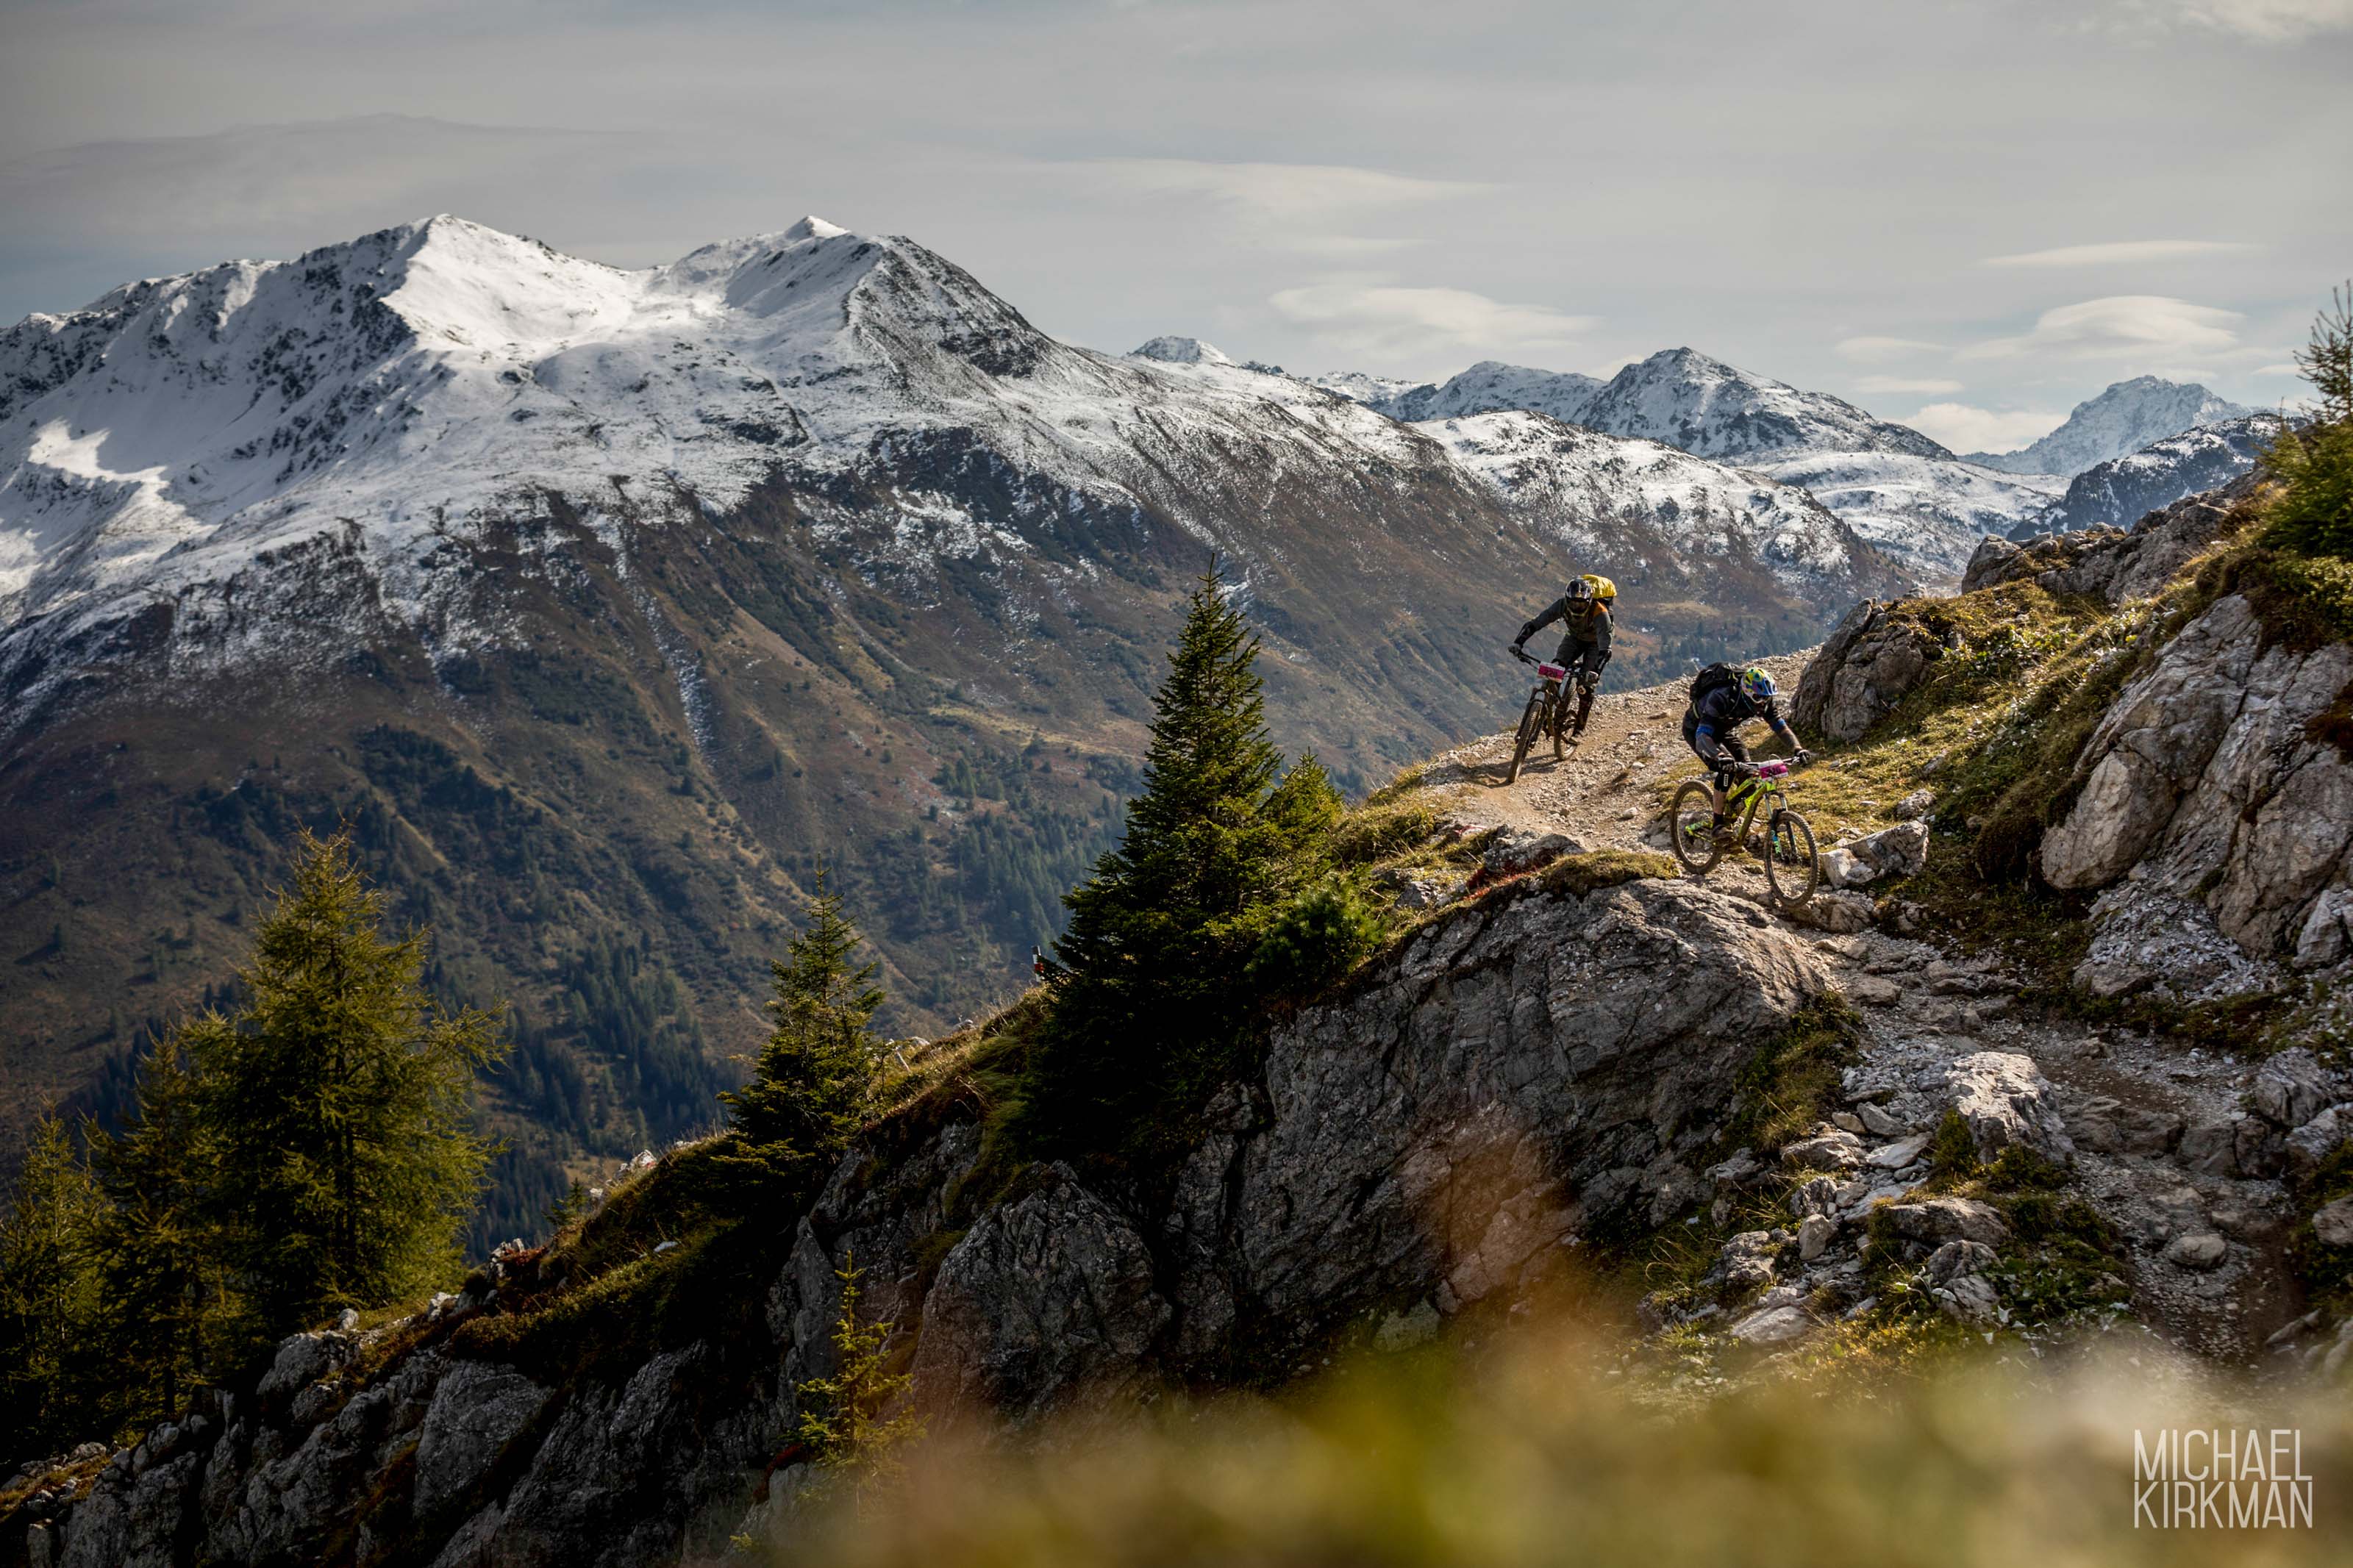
left=93, top=1023, right=231, bottom=1429
left=794, top=1252, right=921, bottom=1506
left=1026, top=562, right=1344, bottom=1153
left=721, top=870, right=882, bottom=1179
left=0, top=1116, right=108, bottom=1458
left=196, top=829, right=506, bottom=1340
left=2267, top=282, right=2353, bottom=558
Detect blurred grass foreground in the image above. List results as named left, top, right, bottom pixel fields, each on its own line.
left=776, top=1325, right=2349, bottom=1568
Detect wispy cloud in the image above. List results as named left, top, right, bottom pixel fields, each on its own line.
left=1856, top=375, right=1964, bottom=395
left=1904, top=402, right=2069, bottom=454
left=2174, top=0, right=2353, bottom=40
left=1957, top=295, right=2247, bottom=362
left=1077, top=159, right=1487, bottom=254
left=1981, top=239, right=2258, bottom=268
left=1268, top=282, right=1593, bottom=361
left=1835, top=336, right=1945, bottom=362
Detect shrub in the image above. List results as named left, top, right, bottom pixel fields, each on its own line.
left=1245, top=876, right=1385, bottom=999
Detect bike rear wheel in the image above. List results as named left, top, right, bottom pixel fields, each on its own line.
left=1550, top=692, right=1566, bottom=761
left=1504, top=689, right=1544, bottom=784
left=1764, top=808, right=1821, bottom=904
left=1668, top=779, right=1724, bottom=876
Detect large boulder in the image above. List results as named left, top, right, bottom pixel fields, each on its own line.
left=1818, top=820, right=1930, bottom=888
left=1944, top=1052, right=2075, bottom=1165
left=1790, top=600, right=1945, bottom=743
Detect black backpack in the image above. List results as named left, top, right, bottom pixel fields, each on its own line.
left=1689, top=662, right=1741, bottom=706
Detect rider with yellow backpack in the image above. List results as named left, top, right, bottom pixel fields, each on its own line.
left=1512, top=573, right=1616, bottom=738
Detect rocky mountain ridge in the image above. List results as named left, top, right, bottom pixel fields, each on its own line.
left=2020, top=412, right=2294, bottom=538
left=1965, top=375, right=2254, bottom=478
left=1315, top=346, right=2061, bottom=581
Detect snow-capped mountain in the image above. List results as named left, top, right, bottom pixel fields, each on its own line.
left=1340, top=361, right=1605, bottom=426
left=1315, top=346, right=2058, bottom=581
left=0, top=215, right=1909, bottom=1207
left=1965, top=376, right=2253, bottom=478
left=1129, top=334, right=1234, bottom=366
left=2020, top=412, right=2292, bottom=537
left=1568, top=348, right=1951, bottom=465
left=1421, top=412, right=1860, bottom=581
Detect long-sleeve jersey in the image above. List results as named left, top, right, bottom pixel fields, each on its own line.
left=1688, top=683, right=1793, bottom=762
left=1517, top=596, right=1612, bottom=664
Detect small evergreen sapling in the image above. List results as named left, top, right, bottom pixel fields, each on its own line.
left=795, top=1252, right=921, bottom=1507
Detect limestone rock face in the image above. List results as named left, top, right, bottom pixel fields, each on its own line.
left=1790, top=600, right=1943, bottom=743
left=1221, top=877, right=1833, bottom=1339
left=2038, top=593, right=2353, bottom=998
left=910, top=1164, right=1171, bottom=1422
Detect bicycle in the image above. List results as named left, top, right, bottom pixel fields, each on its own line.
left=1502, top=648, right=1593, bottom=785
left=1667, top=759, right=1821, bottom=903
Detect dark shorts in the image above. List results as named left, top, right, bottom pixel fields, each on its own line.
left=1682, top=707, right=1749, bottom=785
left=1552, top=634, right=1607, bottom=682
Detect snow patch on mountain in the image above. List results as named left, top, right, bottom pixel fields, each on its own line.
left=1757, top=451, right=2060, bottom=581
left=1371, top=361, right=1604, bottom=426
left=1966, top=376, right=2253, bottom=478
left=1422, top=411, right=1865, bottom=583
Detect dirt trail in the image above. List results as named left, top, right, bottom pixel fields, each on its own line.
left=1411, top=654, right=2301, bottom=1364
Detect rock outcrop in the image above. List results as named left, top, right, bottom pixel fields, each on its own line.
left=2039, top=591, right=2353, bottom=998
left=6, top=874, right=1835, bottom=1568
left=1790, top=600, right=1946, bottom=742
left=1963, top=470, right=2260, bottom=606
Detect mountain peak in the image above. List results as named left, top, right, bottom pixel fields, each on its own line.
left=1130, top=335, right=1232, bottom=366
left=782, top=215, right=850, bottom=242
left=1966, top=376, right=2253, bottom=477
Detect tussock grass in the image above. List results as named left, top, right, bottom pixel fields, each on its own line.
left=776, top=1323, right=2352, bottom=1568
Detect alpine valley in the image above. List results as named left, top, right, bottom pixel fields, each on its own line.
left=0, top=215, right=1914, bottom=1239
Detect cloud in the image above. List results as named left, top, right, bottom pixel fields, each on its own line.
left=1957, top=295, right=2246, bottom=362
left=1835, top=335, right=1945, bottom=362
left=2174, top=0, right=2353, bottom=39
left=1855, top=376, right=1964, bottom=395
left=1076, top=159, right=1487, bottom=254
left=1904, top=403, right=2069, bottom=454
left=1268, top=282, right=1594, bottom=361
left=1981, top=239, right=2258, bottom=268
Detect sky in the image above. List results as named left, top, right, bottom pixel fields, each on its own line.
left=1, top=0, right=2348, bottom=454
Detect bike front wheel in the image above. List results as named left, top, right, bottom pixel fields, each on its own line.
left=1668, top=779, right=1724, bottom=876
left=1504, top=689, right=1544, bottom=784
left=1764, top=808, right=1821, bottom=904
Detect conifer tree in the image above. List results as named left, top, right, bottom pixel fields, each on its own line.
left=795, top=1252, right=921, bottom=1508
left=0, top=1116, right=108, bottom=1458
left=93, top=1023, right=229, bottom=1425
left=722, top=870, right=882, bottom=1179
left=2267, top=282, right=2353, bottom=558
left=1027, top=562, right=1344, bottom=1153
left=196, top=829, right=505, bottom=1340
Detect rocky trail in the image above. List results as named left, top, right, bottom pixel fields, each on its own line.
left=1411, top=655, right=2312, bottom=1364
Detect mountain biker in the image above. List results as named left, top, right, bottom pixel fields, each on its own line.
left=1512, top=573, right=1615, bottom=738
left=1685, top=665, right=1812, bottom=845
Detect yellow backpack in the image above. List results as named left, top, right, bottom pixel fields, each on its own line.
left=1580, top=573, right=1618, bottom=604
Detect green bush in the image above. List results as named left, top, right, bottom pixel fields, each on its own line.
left=2265, top=284, right=2352, bottom=559
left=1245, top=876, right=1385, bottom=999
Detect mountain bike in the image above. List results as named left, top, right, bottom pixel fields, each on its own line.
left=1503, top=648, right=1592, bottom=784
left=1668, top=759, right=1821, bottom=902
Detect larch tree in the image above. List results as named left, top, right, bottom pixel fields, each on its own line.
left=196, top=829, right=506, bottom=1341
